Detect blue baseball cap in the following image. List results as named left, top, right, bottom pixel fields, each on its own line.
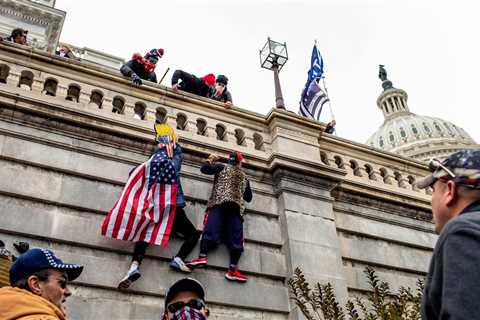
left=9, top=248, right=83, bottom=285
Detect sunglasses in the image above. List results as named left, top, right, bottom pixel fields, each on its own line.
left=428, top=158, right=456, bottom=179
left=167, top=299, right=205, bottom=314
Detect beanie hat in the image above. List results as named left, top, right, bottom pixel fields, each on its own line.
left=145, top=48, right=164, bottom=60
left=202, top=74, right=216, bottom=87
left=228, top=151, right=244, bottom=164
left=216, top=75, right=228, bottom=85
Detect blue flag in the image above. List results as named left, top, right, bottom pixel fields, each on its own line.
left=299, top=45, right=329, bottom=121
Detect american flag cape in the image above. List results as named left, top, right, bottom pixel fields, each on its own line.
left=101, top=150, right=178, bottom=247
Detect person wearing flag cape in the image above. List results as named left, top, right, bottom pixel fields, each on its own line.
left=101, top=123, right=201, bottom=289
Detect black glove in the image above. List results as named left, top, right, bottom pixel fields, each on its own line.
left=13, top=241, right=30, bottom=254
left=131, top=73, right=142, bottom=86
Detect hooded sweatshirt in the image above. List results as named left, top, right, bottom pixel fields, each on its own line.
left=0, top=286, right=66, bottom=320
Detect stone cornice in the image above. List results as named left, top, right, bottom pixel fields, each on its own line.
left=0, top=44, right=433, bottom=210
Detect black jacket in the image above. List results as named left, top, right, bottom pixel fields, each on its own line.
left=422, top=200, right=480, bottom=320
left=209, top=88, right=232, bottom=103
left=120, top=60, right=157, bottom=83
left=171, top=70, right=212, bottom=98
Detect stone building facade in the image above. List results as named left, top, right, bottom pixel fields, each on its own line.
left=0, top=43, right=436, bottom=320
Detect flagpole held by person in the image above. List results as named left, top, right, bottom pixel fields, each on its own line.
left=298, top=42, right=333, bottom=124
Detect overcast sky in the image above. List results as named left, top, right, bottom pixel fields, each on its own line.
left=55, top=0, right=479, bottom=144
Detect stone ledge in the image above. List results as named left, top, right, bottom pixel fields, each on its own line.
left=339, top=235, right=431, bottom=273
left=335, top=211, right=436, bottom=250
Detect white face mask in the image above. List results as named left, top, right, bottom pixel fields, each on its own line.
left=214, top=83, right=225, bottom=96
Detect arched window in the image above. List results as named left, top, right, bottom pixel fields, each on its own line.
left=43, top=78, right=58, bottom=96
left=433, top=122, right=442, bottom=135
left=423, top=122, right=431, bottom=135
left=112, top=96, right=125, bottom=114
left=253, top=133, right=264, bottom=151
left=66, top=84, right=81, bottom=102
left=379, top=136, right=384, bottom=148
left=443, top=122, right=454, bottom=136
left=196, top=119, right=207, bottom=136
left=234, top=129, right=245, bottom=146
left=320, top=151, right=329, bottom=165
left=411, top=124, right=418, bottom=135
left=0, top=64, right=9, bottom=84
left=155, top=107, right=167, bottom=123
left=389, top=131, right=395, bottom=144
left=350, top=160, right=362, bottom=177
left=215, top=124, right=227, bottom=141
left=134, top=102, right=147, bottom=120
left=365, top=164, right=376, bottom=180
left=400, top=127, right=407, bottom=138
left=89, top=90, right=103, bottom=108
left=334, top=156, right=345, bottom=169
left=176, top=113, right=187, bottom=130
left=18, top=70, right=34, bottom=90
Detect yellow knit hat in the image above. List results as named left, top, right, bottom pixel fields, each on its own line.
left=154, top=123, right=176, bottom=142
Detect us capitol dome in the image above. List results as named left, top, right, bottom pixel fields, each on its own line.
left=366, top=65, right=478, bottom=162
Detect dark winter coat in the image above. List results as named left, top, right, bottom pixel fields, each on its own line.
left=421, top=200, right=480, bottom=320
left=120, top=60, right=157, bottom=83
left=208, top=88, right=233, bottom=103
left=171, top=70, right=212, bottom=98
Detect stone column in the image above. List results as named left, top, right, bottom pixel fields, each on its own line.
left=274, top=170, right=348, bottom=319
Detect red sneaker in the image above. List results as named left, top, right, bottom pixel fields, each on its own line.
left=225, top=269, right=248, bottom=282
left=187, top=256, right=208, bottom=268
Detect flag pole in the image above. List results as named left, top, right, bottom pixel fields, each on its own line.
left=314, top=42, right=334, bottom=121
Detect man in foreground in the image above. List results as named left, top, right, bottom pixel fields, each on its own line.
left=162, top=278, right=209, bottom=320
left=416, top=150, right=480, bottom=319
left=0, top=248, right=83, bottom=320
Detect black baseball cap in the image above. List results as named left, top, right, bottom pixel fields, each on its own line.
left=9, top=248, right=83, bottom=285
left=164, top=278, right=206, bottom=308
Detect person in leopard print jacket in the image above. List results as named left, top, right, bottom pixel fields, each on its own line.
left=187, top=152, right=252, bottom=282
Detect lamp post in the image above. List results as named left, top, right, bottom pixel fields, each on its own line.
left=260, top=37, right=288, bottom=109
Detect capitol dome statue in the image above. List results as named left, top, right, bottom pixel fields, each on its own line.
left=366, top=65, right=478, bottom=162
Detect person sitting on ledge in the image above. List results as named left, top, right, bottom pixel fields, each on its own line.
left=3, top=28, right=28, bottom=45
left=324, top=119, right=336, bottom=134
left=120, top=48, right=164, bottom=86
left=171, top=70, right=215, bottom=98
left=208, top=74, right=233, bottom=108
left=0, top=248, right=83, bottom=320
left=188, top=152, right=253, bottom=282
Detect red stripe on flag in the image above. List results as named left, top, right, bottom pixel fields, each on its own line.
left=111, top=165, right=145, bottom=238
left=137, top=183, right=158, bottom=243
left=129, top=182, right=154, bottom=242
left=122, top=167, right=148, bottom=240
left=101, top=199, right=118, bottom=236
left=161, top=185, right=177, bottom=247
left=148, top=184, right=166, bottom=245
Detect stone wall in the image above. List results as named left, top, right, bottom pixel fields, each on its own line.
left=0, top=43, right=435, bottom=320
